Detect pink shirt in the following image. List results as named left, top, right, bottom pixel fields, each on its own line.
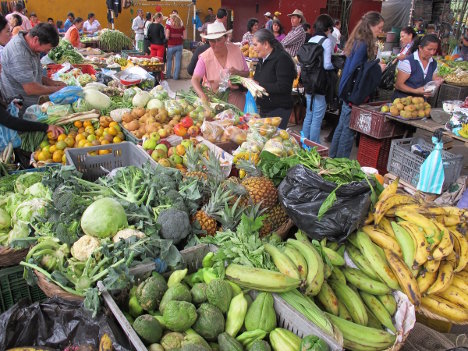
left=6, top=12, right=32, bottom=31
left=193, top=55, right=249, bottom=79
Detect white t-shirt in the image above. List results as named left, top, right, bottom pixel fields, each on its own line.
left=397, top=50, right=438, bottom=79
left=83, top=20, right=100, bottom=34
left=332, top=27, right=341, bottom=45
left=132, top=16, right=145, bottom=39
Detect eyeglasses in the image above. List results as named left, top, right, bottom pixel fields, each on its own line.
left=208, top=37, right=224, bottom=44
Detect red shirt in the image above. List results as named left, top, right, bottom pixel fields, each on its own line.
left=165, top=24, right=184, bottom=46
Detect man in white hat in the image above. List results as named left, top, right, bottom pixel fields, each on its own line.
left=264, top=12, right=273, bottom=31
left=282, top=9, right=306, bottom=57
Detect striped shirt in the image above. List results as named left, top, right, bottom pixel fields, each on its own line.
left=282, top=25, right=306, bottom=58
left=0, top=33, right=43, bottom=109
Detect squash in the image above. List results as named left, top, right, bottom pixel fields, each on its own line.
left=84, top=89, right=111, bottom=110
left=244, top=293, right=276, bottom=333
left=218, top=332, right=244, bottom=351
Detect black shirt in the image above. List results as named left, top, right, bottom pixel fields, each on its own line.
left=187, top=42, right=210, bottom=76
left=147, top=23, right=166, bottom=45
left=0, top=104, right=48, bottom=133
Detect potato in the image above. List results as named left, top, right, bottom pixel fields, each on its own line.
left=146, top=124, right=159, bottom=133
left=126, top=120, right=140, bottom=131
left=133, top=107, right=146, bottom=118
left=122, top=112, right=134, bottom=123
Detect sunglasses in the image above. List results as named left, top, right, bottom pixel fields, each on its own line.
left=208, top=37, right=224, bottom=44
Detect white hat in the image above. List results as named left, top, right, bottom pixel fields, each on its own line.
left=264, top=12, right=272, bottom=17
left=287, top=9, right=305, bottom=22
left=200, top=21, right=232, bottom=40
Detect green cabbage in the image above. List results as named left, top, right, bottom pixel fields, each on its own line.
left=14, top=173, right=43, bottom=193
left=0, top=208, right=11, bottom=230
left=72, top=98, right=91, bottom=113
left=13, top=198, right=49, bottom=223
left=25, top=182, right=51, bottom=200
left=8, top=220, right=29, bottom=247
left=81, top=197, right=128, bottom=238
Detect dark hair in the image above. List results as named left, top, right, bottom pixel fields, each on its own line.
left=56, top=20, right=63, bottom=28
left=30, top=12, right=37, bottom=18
left=11, top=14, right=22, bottom=27
left=344, top=11, right=384, bottom=59
left=400, top=26, right=416, bottom=40
left=247, top=18, right=258, bottom=33
left=335, top=19, right=341, bottom=26
left=302, top=23, right=311, bottom=31
left=254, top=28, right=297, bottom=71
left=74, top=17, right=83, bottom=24
left=88, top=13, right=95, bottom=20
left=145, top=12, right=151, bottom=21
left=29, top=23, right=59, bottom=46
left=47, top=18, right=54, bottom=22
left=14, top=4, right=23, bottom=12
left=217, top=8, right=228, bottom=19
left=426, top=24, right=436, bottom=31
left=410, top=34, right=440, bottom=54
left=67, top=12, right=74, bottom=18
left=0, top=14, right=8, bottom=32
left=208, top=7, right=213, bottom=11
left=314, top=14, right=334, bottom=34
left=271, top=19, right=284, bottom=35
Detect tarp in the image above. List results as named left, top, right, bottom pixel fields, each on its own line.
left=381, top=0, right=412, bottom=32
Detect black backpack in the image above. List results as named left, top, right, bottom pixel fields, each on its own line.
left=297, top=37, right=328, bottom=95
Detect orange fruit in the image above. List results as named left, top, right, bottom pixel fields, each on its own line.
left=62, top=154, right=67, bottom=164
left=85, top=126, right=95, bottom=134
left=375, top=174, right=384, bottom=185
left=98, top=149, right=111, bottom=155
left=78, top=139, right=87, bottom=147
left=117, top=132, right=124, bottom=140
left=95, top=128, right=104, bottom=136
left=109, top=121, right=118, bottom=128
left=113, top=136, right=122, bottom=143
left=78, top=127, right=85, bottom=133
left=108, top=127, right=118, bottom=136
left=83, top=120, right=92, bottom=128
left=57, top=134, right=67, bottom=142
left=47, top=131, right=55, bottom=140
left=101, top=139, right=110, bottom=145
left=74, top=121, right=83, bottom=128
left=84, top=142, right=93, bottom=148
left=64, top=137, right=75, bottom=147
left=56, top=141, right=67, bottom=150
left=76, top=134, right=85, bottom=142
left=87, top=134, right=97, bottom=142
left=176, top=144, right=186, bottom=156
left=49, top=145, right=57, bottom=153
left=52, top=150, right=63, bottom=163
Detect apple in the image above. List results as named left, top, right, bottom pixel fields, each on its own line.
left=158, top=158, right=171, bottom=167
left=149, top=131, right=161, bottom=142
left=142, top=138, right=157, bottom=150
left=146, top=149, right=153, bottom=156
left=159, top=139, right=171, bottom=149
left=158, top=128, right=168, bottom=138
left=168, top=146, right=176, bottom=157
left=170, top=154, right=183, bottom=165
left=151, top=148, right=166, bottom=161
left=155, top=143, right=168, bottom=154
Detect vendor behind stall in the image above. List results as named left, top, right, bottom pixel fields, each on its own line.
left=397, top=26, right=417, bottom=61
left=393, top=34, right=443, bottom=99
left=0, top=23, right=66, bottom=113
left=191, top=22, right=249, bottom=110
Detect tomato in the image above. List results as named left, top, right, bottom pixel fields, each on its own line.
left=180, top=116, right=193, bottom=128
left=173, top=123, right=187, bottom=137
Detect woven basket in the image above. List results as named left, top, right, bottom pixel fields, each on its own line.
left=34, top=270, right=84, bottom=302
left=0, top=246, right=29, bottom=267
left=419, top=306, right=468, bottom=325
left=275, top=219, right=294, bottom=240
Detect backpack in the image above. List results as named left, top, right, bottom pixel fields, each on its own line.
left=297, top=37, right=328, bottom=95
left=340, top=59, right=382, bottom=106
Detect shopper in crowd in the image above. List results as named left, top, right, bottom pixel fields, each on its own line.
left=56, top=20, right=65, bottom=34
left=63, top=12, right=75, bottom=32
left=6, top=4, right=31, bottom=31
left=47, top=18, right=55, bottom=26
left=165, top=13, right=185, bottom=80
left=187, top=25, right=210, bottom=76
left=460, top=34, right=468, bottom=61
left=83, top=13, right=101, bottom=35
left=64, top=17, right=83, bottom=48
left=193, top=10, right=203, bottom=42
left=414, top=18, right=425, bottom=35
left=29, top=13, right=40, bottom=28
left=273, top=11, right=281, bottom=21
left=1, top=23, right=65, bottom=112
left=301, top=14, right=337, bottom=144
left=272, top=19, right=285, bottom=41
left=332, top=19, right=341, bottom=48
left=148, top=13, right=167, bottom=59
left=302, top=23, right=312, bottom=43
left=9, top=14, right=22, bottom=37
left=397, top=26, right=417, bottom=60
left=282, top=9, right=306, bottom=57
left=329, top=11, right=385, bottom=158
left=253, top=29, right=297, bottom=129
left=132, top=9, right=145, bottom=51
left=191, top=22, right=249, bottom=109
left=166, top=10, right=179, bottom=26
left=143, top=12, right=152, bottom=55
left=242, top=18, right=259, bottom=45
left=264, top=12, right=273, bottom=31
left=205, top=8, right=216, bottom=24
left=426, top=24, right=436, bottom=35
left=393, top=34, right=442, bottom=99
left=201, top=8, right=229, bottom=39
left=0, top=14, right=12, bottom=65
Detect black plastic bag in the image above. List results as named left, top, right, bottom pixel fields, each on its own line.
left=0, top=298, right=131, bottom=351
left=380, top=60, right=397, bottom=90
left=278, top=165, right=373, bottom=242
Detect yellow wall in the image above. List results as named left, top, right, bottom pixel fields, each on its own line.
left=25, top=0, right=221, bottom=40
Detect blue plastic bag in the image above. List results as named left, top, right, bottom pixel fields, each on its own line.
left=244, top=91, right=258, bottom=114
left=417, top=132, right=445, bottom=194
left=49, top=86, right=83, bottom=105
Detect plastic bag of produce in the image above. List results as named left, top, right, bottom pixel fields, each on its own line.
left=224, top=126, right=247, bottom=145
left=215, top=109, right=237, bottom=121
left=49, top=86, right=83, bottom=104
left=278, top=164, right=373, bottom=242
left=72, top=98, right=91, bottom=113
left=201, top=120, right=225, bottom=143
left=0, top=297, right=131, bottom=350
left=47, top=104, right=73, bottom=118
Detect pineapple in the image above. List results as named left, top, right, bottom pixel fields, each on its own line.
left=184, top=145, right=208, bottom=181
left=201, top=149, right=226, bottom=185
left=216, top=197, right=245, bottom=232
left=193, top=187, right=232, bottom=236
left=259, top=203, right=289, bottom=237
left=221, top=177, right=251, bottom=208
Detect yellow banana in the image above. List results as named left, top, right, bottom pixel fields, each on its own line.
left=374, top=194, right=416, bottom=225
left=399, top=221, right=430, bottom=268
left=426, top=260, right=454, bottom=295
left=424, top=258, right=441, bottom=273
left=421, top=296, right=468, bottom=324
left=417, top=270, right=438, bottom=295
left=378, top=178, right=398, bottom=202
left=457, top=271, right=468, bottom=281
left=438, top=215, right=462, bottom=227
left=449, top=228, right=468, bottom=272
left=451, top=275, right=468, bottom=291
left=361, top=225, right=402, bottom=256
left=431, top=222, right=454, bottom=261
left=421, top=206, right=447, bottom=217
left=384, top=249, right=421, bottom=306
left=395, top=210, right=440, bottom=248
left=386, top=204, right=421, bottom=217
left=378, top=217, right=395, bottom=237
left=283, top=244, right=308, bottom=280
left=316, top=281, right=339, bottom=316
left=264, top=243, right=301, bottom=280
left=364, top=212, right=374, bottom=225
left=436, top=284, right=468, bottom=309
left=441, top=206, right=464, bottom=217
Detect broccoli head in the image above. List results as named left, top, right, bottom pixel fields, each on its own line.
left=156, top=208, right=191, bottom=244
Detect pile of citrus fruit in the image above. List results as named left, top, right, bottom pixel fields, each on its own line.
left=33, top=118, right=125, bottom=164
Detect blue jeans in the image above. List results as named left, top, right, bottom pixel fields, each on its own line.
left=301, top=94, right=327, bottom=144
left=329, top=102, right=355, bottom=158
left=166, top=44, right=183, bottom=80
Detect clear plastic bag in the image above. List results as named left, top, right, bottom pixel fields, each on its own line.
left=47, top=104, right=73, bottom=118
left=263, top=139, right=287, bottom=157
left=23, top=105, right=47, bottom=122
left=219, top=69, right=230, bottom=93
left=201, top=120, right=225, bottom=143
left=215, top=108, right=237, bottom=122
left=224, top=125, right=247, bottom=145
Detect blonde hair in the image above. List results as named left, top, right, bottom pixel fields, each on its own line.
left=344, top=11, right=383, bottom=59
left=170, top=14, right=182, bottom=28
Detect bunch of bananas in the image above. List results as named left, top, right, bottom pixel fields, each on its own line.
left=363, top=178, right=468, bottom=324
left=459, top=123, right=468, bottom=139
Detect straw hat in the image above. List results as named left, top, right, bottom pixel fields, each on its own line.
left=200, top=22, right=232, bottom=40
left=287, top=9, right=305, bottom=23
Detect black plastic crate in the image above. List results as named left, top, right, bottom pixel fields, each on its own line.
left=436, top=83, right=468, bottom=107
left=0, top=265, right=46, bottom=313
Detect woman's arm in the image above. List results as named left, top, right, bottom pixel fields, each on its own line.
left=0, top=105, right=47, bottom=132
left=394, top=70, right=426, bottom=96
left=191, top=57, right=208, bottom=102
left=165, top=28, right=170, bottom=40
left=323, top=38, right=334, bottom=70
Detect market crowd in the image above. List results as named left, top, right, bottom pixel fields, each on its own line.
left=0, top=2, right=465, bottom=163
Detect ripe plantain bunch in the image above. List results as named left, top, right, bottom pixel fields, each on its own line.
left=361, top=177, right=468, bottom=324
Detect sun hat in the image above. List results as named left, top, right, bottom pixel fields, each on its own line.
left=264, top=12, right=272, bottom=17
left=274, top=11, right=281, bottom=17
left=287, top=9, right=305, bottom=23
left=200, top=21, right=232, bottom=40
